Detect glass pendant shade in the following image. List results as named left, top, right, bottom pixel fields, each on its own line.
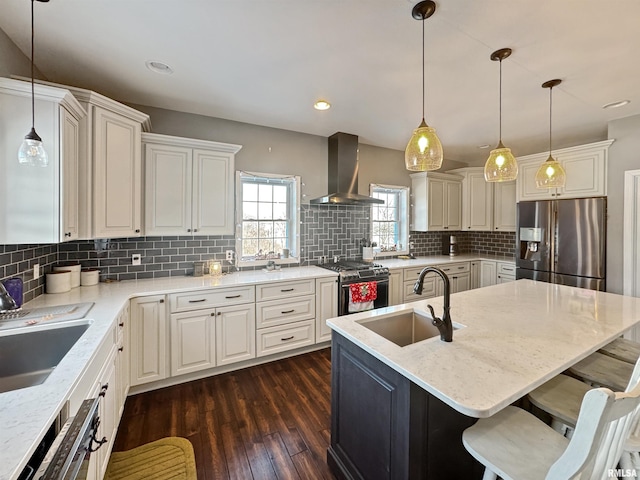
left=405, top=119, right=443, bottom=171
left=535, top=154, right=566, bottom=188
left=18, top=127, right=48, bottom=167
left=484, top=141, right=517, bottom=182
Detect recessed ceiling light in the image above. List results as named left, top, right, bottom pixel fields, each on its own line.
left=314, top=100, right=331, bottom=111
left=478, top=144, right=491, bottom=149
left=146, top=60, right=173, bottom=75
left=602, top=99, right=630, bottom=109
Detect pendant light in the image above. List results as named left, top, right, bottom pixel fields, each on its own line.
left=535, top=79, right=566, bottom=189
left=18, top=0, right=50, bottom=168
left=484, top=48, right=518, bottom=182
left=405, top=0, right=443, bottom=172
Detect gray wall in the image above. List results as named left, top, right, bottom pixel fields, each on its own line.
left=0, top=27, right=45, bottom=79
left=607, top=114, right=640, bottom=294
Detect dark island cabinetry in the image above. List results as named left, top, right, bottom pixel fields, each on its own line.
left=328, top=332, right=484, bottom=479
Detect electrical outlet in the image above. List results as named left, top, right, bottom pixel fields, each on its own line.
left=226, top=250, right=234, bottom=261
left=132, top=254, right=141, bottom=266
left=33, top=263, right=40, bottom=279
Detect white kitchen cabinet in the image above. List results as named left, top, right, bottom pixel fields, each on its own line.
left=215, top=304, right=256, bottom=366
left=130, top=295, right=167, bottom=386
left=115, top=303, right=129, bottom=418
left=96, top=349, right=118, bottom=480
left=388, top=269, right=404, bottom=306
left=170, top=307, right=216, bottom=376
left=449, top=168, right=493, bottom=231
left=470, top=261, right=480, bottom=289
left=496, top=261, right=516, bottom=283
left=493, top=181, right=516, bottom=232
left=437, top=262, right=471, bottom=294
left=144, top=133, right=241, bottom=236
left=316, top=277, right=338, bottom=342
left=410, top=172, right=463, bottom=231
left=516, top=140, right=614, bottom=202
left=480, top=261, right=498, bottom=287
left=0, top=78, right=85, bottom=244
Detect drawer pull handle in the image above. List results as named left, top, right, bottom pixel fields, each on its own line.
left=118, top=346, right=124, bottom=352
left=225, top=295, right=241, bottom=299
left=189, top=299, right=206, bottom=303
left=458, top=266, right=464, bottom=269
left=503, top=267, right=514, bottom=271
left=119, top=322, right=124, bottom=327
left=281, top=336, right=295, bottom=341
left=281, top=309, right=295, bottom=314
left=280, top=288, right=295, bottom=292
left=160, top=299, right=165, bottom=303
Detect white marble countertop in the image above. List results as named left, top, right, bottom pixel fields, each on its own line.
left=327, top=279, right=640, bottom=418
left=375, top=253, right=514, bottom=270
left=0, top=266, right=336, bottom=480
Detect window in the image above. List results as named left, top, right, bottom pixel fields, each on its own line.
left=370, top=184, right=409, bottom=256
left=236, top=172, right=300, bottom=266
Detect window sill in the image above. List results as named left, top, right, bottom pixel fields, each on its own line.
left=237, top=257, right=300, bottom=268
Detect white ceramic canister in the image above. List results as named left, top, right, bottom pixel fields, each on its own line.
left=80, top=268, right=100, bottom=286
left=54, top=264, right=81, bottom=288
left=46, top=270, right=72, bottom=294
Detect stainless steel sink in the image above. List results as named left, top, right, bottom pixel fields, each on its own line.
left=0, top=320, right=92, bottom=393
left=357, top=308, right=464, bottom=347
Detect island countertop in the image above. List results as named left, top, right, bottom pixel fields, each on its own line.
left=327, top=279, right=640, bottom=418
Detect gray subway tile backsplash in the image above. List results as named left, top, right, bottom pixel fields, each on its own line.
left=0, top=204, right=515, bottom=303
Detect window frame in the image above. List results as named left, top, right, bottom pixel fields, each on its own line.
left=369, top=183, right=410, bottom=257
left=235, top=171, right=301, bottom=268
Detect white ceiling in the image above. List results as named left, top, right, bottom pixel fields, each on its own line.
left=1, top=0, right=639, bottom=165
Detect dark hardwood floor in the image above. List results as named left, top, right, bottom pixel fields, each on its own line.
left=113, top=348, right=335, bottom=480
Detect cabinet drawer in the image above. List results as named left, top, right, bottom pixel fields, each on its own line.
left=257, top=295, right=316, bottom=329
left=404, top=266, right=429, bottom=280
left=438, top=262, right=470, bottom=275
left=497, top=262, right=516, bottom=276
left=256, top=279, right=315, bottom=302
left=169, top=286, right=255, bottom=312
left=257, top=319, right=315, bottom=357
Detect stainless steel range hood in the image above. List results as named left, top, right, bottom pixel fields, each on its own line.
left=310, top=132, right=384, bottom=205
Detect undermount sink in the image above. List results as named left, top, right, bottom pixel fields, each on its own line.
left=357, top=308, right=465, bottom=347
left=0, top=319, right=92, bottom=394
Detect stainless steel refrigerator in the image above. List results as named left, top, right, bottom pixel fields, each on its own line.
left=516, top=197, right=606, bottom=291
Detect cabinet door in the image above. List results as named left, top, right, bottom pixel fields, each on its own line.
left=493, top=181, right=516, bottom=232
left=95, top=349, right=118, bottom=480
left=171, top=308, right=217, bottom=376
left=480, top=261, right=497, bottom=287
left=470, top=262, right=480, bottom=289
left=93, top=106, right=142, bottom=237
left=560, top=151, right=606, bottom=198
left=145, top=143, right=192, bottom=235
left=497, top=274, right=515, bottom=284
left=388, top=269, right=403, bottom=306
left=116, top=304, right=129, bottom=418
left=60, top=107, right=81, bottom=241
left=445, top=180, right=462, bottom=230
left=451, top=272, right=470, bottom=293
left=316, top=277, right=338, bottom=342
left=517, top=158, right=553, bottom=201
left=465, top=173, right=492, bottom=231
left=216, top=304, right=256, bottom=366
left=193, top=149, right=235, bottom=235
left=427, top=178, right=446, bottom=230
left=130, top=295, right=167, bottom=386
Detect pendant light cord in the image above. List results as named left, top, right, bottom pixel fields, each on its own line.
left=498, top=58, right=503, bottom=142
left=421, top=16, right=425, bottom=121
left=30, top=0, right=35, bottom=130
left=549, top=85, right=553, bottom=155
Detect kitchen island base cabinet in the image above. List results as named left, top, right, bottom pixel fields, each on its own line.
left=328, top=332, right=484, bottom=480
left=130, top=295, right=167, bottom=386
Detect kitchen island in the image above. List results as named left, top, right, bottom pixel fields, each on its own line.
left=326, top=279, right=640, bottom=479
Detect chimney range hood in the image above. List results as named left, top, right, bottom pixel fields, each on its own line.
left=310, top=132, right=384, bottom=205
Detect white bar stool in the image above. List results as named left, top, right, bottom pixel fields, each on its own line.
left=599, top=337, right=640, bottom=364
left=567, top=351, right=633, bottom=391
left=462, top=379, right=640, bottom=480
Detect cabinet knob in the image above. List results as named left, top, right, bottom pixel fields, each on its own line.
left=159, top=299, right=165, bottom=303
left=187, top=228, right=191, bottom=232
left=119, top=322, right=124, bottom=327
left=193, top=228, right=198, bottom=232
left=65, top=232, right=71, bottom=237
left=135, top=229, right=140, bottom=233
left=118, top=346, right=124, bottom=352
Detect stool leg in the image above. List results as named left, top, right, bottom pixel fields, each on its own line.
left=482, top=469, right=498, bottom=480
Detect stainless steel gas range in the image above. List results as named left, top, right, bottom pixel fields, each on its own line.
left=317, top=260, right=389, bottom=315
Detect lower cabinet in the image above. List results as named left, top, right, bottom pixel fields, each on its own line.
left=215, top=304, right=256, bottom=366
left=130, top=295, right=167, bottom=386
left=170, top=307, right=216, bottom=376
left=470, top=261, right=480, bottom=289
left=316, top=277, right=338, bottom=342
left=388, top=269, right=403, bottom=306
left=497, top=261, right=516, bottom=283
left=480, top=261, right=498, bottom=287
left=257, top=319, right=316, bottom=357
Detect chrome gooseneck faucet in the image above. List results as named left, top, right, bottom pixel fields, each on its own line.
left=413, top=266, right=453, bottom=342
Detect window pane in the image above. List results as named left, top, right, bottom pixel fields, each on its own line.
left=243, top=201, right=258, bottom=220
left=259, top=239, right=274, bottom=254
left=273, top=238, right=286, bottom=252
left=242, top=221, right=258, bottom=239
left=243, top=183, right=258, bottom=202
left=258, top=202, right=273, bottom=220
left=273, top=185, right=288, bottom=203
left=274, top=221, right=287, bottom=237
left=258, top=221, right=274, bottom=237
left=258, top=184, right=273, bottom=202
left=273, top=202, right=287, bottom=220
left=243, top=239, right=258, bottom=257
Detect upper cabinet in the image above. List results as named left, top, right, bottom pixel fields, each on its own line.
left=411, top=172, right=463, bottom=231
left=0, top=78, right=86, bottom=244
left=516, top=140, right=614, bottom=202
left=143, top=133, right=241, bottom=236
left=444, top=167, right=516, bottom=232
